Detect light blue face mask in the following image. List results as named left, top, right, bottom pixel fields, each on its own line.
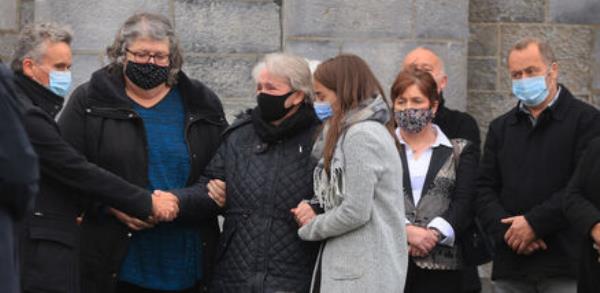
left=511, top=75, right=549, bottom=107
left=48, top=70, right=72, bottom=97
left=313, top=101, right=333, bottom=121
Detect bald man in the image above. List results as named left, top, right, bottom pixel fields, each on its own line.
left=402, top=47, right=486, bottom=293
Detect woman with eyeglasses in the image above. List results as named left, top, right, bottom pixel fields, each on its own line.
left=58, top=13, right=227, bottom=293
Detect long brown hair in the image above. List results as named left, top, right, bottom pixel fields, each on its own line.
left=314, top=54, right=391, bottom=172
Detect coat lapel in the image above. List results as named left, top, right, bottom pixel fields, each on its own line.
left=399, top=144, right=414, bottom=207
left=420, top=146, right=452, bottom=200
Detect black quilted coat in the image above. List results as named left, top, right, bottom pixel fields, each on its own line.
left=174, top=108, right=321, bottom=293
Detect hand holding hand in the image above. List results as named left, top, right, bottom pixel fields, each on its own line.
left=110, top=208, right=155, bottom=231
left=408, top=245, right=429, bottom=257
left=517, top=238, right=547, bottom=255
left=291, top=201, right=316, bottom=227
left=207, top=179, right=226, bottom=208
left=151, top=190, right=179, bottom=222
left=406, top=225, right=438, bottom=254
left=502, top=215, right=536, bottom=252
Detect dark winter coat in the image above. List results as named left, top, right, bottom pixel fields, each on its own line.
left=476, top=85, right=600, bottom=280
left=13, top=70, right=153, bottom=293
left=58, top=66, right=227, bottom=293
left=173, top=107, right=321, bottom=293
left=0, top=65, right=38, bottom=293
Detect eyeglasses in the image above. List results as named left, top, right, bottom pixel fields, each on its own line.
left=126, top=49, right=170, bottom=66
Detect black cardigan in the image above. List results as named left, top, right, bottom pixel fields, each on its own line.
left=563, top=137, right=600, bottom=293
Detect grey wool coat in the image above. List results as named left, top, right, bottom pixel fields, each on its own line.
left=299, top=119, right=408, bottom=293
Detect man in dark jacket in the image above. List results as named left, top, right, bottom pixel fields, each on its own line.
left=403, top=47, right=484, bottom=293
left=171, top=53, right=320, bottom=293
left=476, top=37, right=600, bottom=293
left=0, top=64, right=38, bottom=293
left=10, top=23, right=179, bottom=293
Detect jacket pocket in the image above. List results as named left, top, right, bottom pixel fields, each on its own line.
left=22, top=224, right=79, bottom=292
left=215, top=219, right=237, bottom=263
left=325, top=239, right=365, bottom=280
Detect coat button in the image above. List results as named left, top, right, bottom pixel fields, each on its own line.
left=128, top=113, right=134, bottom=118
left=202, top=241, right=207, bottom=247
left=192, top=154, right=197, bottom=159
left=127, top=232, right=132, bottom=238
left=189, top=116, right=194, bottom=121
left=111, top=273, right=117, bottom=278
left=85, top=108, right=91, bottom=113
left=54, top=105, right=60, bottom=110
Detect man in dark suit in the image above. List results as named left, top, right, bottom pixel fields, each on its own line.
left=0, top=62, right=39, bottom=293
left=403, top=47, right=483, bottom=293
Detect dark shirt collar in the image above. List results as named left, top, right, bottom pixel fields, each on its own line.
left=14, top=73, right=64, bottom=118
left=511, top=85, right=571, bottom=125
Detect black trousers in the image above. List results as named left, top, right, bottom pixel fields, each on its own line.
left=404, top=260, right=462, bottom=293
left=116, top=281, right=196, bottom=293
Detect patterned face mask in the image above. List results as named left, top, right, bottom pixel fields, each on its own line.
left=394, top=108, right=434, bottom=133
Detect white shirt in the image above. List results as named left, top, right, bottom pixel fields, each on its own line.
left=396, top=124, right=456, bottom=246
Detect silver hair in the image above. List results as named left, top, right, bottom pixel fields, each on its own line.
left=11, top=23, right=73, bottom=73
left=413, top=46, right=446, bottom=76
left=508, top=37, right=557, bottom=66
left=106, top=12, right=183, bottom=86
left=252, top=53, right=314, bottom=102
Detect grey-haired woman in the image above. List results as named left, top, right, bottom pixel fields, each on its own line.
left=59, top=13, right=226, bottom=293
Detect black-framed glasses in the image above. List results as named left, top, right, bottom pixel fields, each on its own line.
left=126, top=49, right=170, bottom=65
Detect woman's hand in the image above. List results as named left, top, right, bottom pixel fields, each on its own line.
left=291, top=201, right=316, bottom=227
left=406, top=225, right=438, bottom=255
left=207, top=179, right=226, bottom=207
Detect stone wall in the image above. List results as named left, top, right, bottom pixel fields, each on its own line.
left=468, top=0, right=600, bottom=136
left=0, top=0, right=599, bottom=132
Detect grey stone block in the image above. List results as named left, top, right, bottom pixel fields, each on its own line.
left=0, top=33, right=17, bottom=60
left=470, top=0, right=545, bottom=23
left=415, top=0, right=468, bottom=39
left=468, top=58, right=497, bottom=91
left=0, top=0, right=18, bottom=30
left=500, top=25, right=593, bottom=61
left=284, top=39, right=340, bottom=63
left=284, top=0, right=412, bottom=39
left=20, top=0, right=34, bottom=28
left=467, top=91, right=515, bottom=137
left=182, top=54, right=260, bottom=101
left=34, top=0, right=170, bottom=52
left=550, top=0, right=600, bottom=24
left=175, top=0, right=280, bottom=54
left=593, top=28, right=600, bottom=90
left=69, top=54, right=105, bottom=97
left=416, top=41, right=468, bottom=111
left=340, top=40, right=414, bottom=99
left=498, top=25, right=594, bottom=92
left=469, top=24, right=497, bottom=57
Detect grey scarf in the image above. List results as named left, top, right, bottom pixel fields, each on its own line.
left=312, top=95, right=391, bottom=210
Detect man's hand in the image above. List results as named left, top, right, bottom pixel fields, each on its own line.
left=406, top=225, right=438, bottom=254
left=291, top=201, right=316, bottom=227
left=408, top=245, right=430, bottom=257
left=207, top=179, right=226, bottom=208
left=110, top=208, right=155, bottom=231
left=502, top=215, right=536, bottom=252
left=152, top=190, right=179, bottom=221
left=518, top=238, right=548, bottom=255
left=590, top=222, right=600, bottom=248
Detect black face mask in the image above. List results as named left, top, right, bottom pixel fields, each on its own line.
left=256, top=91, right=295, bottom=122
left=125, top=61, right=169, bottom=90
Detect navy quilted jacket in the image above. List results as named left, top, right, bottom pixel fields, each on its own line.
left=175, top=110, right=321, bottom=293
